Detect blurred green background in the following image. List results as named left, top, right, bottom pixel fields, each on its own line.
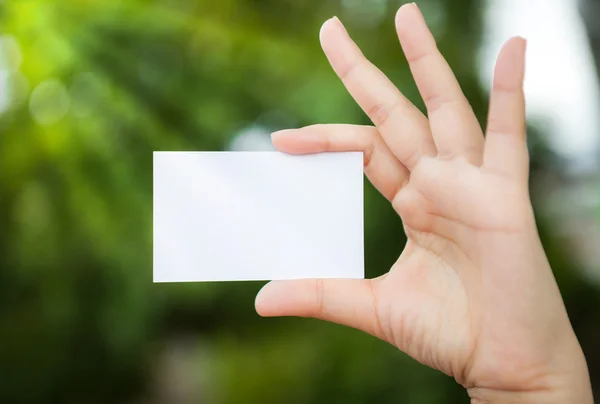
left=1, top=0, right=599, bottom=403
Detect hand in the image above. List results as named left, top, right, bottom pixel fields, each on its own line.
left=255, top=3, right=593, bottom=403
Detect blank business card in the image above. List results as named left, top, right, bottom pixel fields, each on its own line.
left=153, top=151, right=364, bottom=282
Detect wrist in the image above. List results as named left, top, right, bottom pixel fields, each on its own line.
left=468, top=386, right=593, bottom=404
left=467, top=356, right=594, bottom=404
left=469, top=389, right=594, bottom=404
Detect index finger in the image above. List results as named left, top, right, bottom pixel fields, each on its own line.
left=272, top=124, right=409, bottom=201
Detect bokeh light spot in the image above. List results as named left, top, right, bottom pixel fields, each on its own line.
left=341, top=0, right=388, bottom=28
left=69, top=72, right=103, bottom=118
left=29, top=79, right=70, bottom=125
left=229, top=126, right=275, bottom=151
left=0, top=35, right=22, bottom=71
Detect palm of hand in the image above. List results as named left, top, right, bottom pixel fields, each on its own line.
left=379, top=160, right=538, bottom=384
left=255, top=3, right=582, bottom=396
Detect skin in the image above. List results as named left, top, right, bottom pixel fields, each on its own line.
left=254, top=3, right=594, bottom=403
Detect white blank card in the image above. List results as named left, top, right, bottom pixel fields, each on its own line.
left=153, top=151, right=364, bottom=282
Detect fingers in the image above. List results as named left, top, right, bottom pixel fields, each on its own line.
left=272, top=125, right=409, bottom=200
left=395, top=4, right=484, bottom=164
left=255, top=278, right=388, bottom=342
left=483, top=37, right=528, bottom=181
left=319, top=17, right=436, bottom=170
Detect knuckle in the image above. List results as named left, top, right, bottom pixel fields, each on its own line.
left=370, top=98, right=403, bottom=129
left=367, top=103, right=389, bottom=126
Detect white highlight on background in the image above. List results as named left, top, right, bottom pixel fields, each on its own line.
left=480, top=0, right=600, bottom=172
left=153, top=151, right=364, bottom=282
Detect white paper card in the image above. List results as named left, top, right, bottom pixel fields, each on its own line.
left=153, top=151, right=364, bottom=282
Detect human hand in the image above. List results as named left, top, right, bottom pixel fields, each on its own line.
left=255, top=3, right=593, bottom=403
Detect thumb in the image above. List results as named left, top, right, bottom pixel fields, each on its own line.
left=255, top=278, right=387, bottom=341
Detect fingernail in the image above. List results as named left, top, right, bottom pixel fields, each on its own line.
left=411, top=2, right=423, bottom=16
left=323, top=15, right=346, bottom=34
left=400, top=2, right=419, bottom=10
left=397, top=2, right=422, bottom=23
